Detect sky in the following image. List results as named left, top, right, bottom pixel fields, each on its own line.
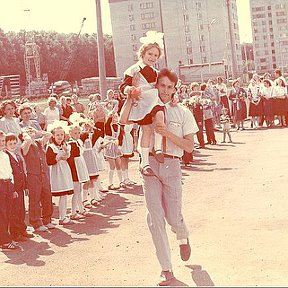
left=0, top=0, right=252, bottom=43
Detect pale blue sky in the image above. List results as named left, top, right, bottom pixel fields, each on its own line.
left=1, top=0, right=252, bottom=43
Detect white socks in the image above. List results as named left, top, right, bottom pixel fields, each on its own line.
left=122, top=169, right=128, bottom=181
left=141, top=147, right=150, bottom=168
left=109, top=169, right=114, bottom=186
left=154, top=132, right=163, bottom=153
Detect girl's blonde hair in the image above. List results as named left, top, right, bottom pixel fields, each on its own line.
left=137, top=42, right=162, bottom=60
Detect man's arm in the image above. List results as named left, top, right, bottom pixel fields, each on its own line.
left=155, top=123, right=194, bottom=153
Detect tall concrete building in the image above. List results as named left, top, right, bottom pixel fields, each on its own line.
left=250, top=0, right=288, bottom=74
left=109, top=0, right=243, bottom=81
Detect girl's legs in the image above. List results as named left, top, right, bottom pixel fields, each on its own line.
left=140, top=124, right=152, bottom=170
left=121, top=156, right=129, bottom=184
left=115, top=157, right=123, bottom=188
left=227, top=130, right=232, bottom=142
left=107, top=158, right=119, bottom=189
left=83, top=181, right=92, bottom=208
left=58, top=195, right=67, bottom=221
left=154, top=110, right=165, bottom=159
left=222, top=130, right=227, bottom=143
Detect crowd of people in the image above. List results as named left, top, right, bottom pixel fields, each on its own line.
left=0, top=29, right=287, bottom=286
left=0, top=90, right=137, bottom=252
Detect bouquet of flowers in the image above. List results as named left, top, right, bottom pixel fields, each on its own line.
left=182, top=95, right=201, bottom=108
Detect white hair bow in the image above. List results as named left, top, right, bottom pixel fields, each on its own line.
left=139, top=31, right=164, bottom=49
left=47, top=120, right=69, bottom=134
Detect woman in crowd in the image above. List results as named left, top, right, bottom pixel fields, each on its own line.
left=261, top=79, right=274, bottom=127
left=43, top=97, right=60, bottom=130
left=19, top=103, right=42, bottom=131
left=229, top=79, right=247, bottom=130
left=247, top=78, right=263, bottom=129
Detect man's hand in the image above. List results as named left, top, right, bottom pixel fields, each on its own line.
left=13, top=191, right=19, bottom=199
left=155, top=122, right=169, bottom=137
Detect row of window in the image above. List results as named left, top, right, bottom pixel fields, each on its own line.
left=128, top=2, right=154, bottom=12
left=130, top=22, right=156, bottom=31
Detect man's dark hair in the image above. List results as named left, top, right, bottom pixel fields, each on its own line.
left=157, top=68, right=178, bottom=87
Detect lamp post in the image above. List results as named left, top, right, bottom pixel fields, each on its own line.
left=95, top=0, right=107, bottom=99
left=226, top=0, right=237, bottom=79
left=208, top=18, right=216, bottom=74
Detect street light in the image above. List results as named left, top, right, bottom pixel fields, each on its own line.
left=208, top=18, right=216, bottom=74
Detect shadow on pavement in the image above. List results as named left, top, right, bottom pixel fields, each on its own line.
left=186, top=264, right=215, bottom=287
left=3, top=240, right=53, bottom=267
left=3, top=186, right=142, bottom=266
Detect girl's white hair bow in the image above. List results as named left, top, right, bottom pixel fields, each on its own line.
left=139, top=30, right=164, bottom=49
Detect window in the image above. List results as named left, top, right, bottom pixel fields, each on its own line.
left=197, top=12, right=202, bottom=20
left=264, top=43, right=268, bottom=47
left=269, top=20, right=273, bottom=25
left=131, top=34, right=137, bottom=41
left=252, top=7, right=265, bottom=12
left=187, top=47, right=193, bottom=54
left=133, top=55, right=138, bottom=62
left=185, top=25, right=190, bottom=33
left=276, top=11, right=286, bottom=16
left=188, top=58, right=193, bottom=64
left=277, top=19, right=287, bottom=24
left=196, top=2, right=201, bottom=9
left=200, top=46, right=205, bottom=52
left=253, top=13, right=265, bottom=19
left=130, top=24, right=135, bottom=31
left=129, top=14, right=134, bottom=21
left=265, top=50, right=269, bottom=55
left=132, top=44, right=138, bottom=51
left=268, top=12, right=272, bottom=17
left=273, top=63, right=277, bottom=68
left=271, top=42, right=275, bottom=47
left=202, top=57, right=207, bottom=63
left=141, top=22, right=156, bottom=29
left=260, top=58, right=266, bottom=62
left=268, top=6, right=271, bottom=10
left=141, top=12, right=154, bottom=20
left=140, top=2, right=153, bottom=9
left=183, top=14, right=189, bottom=21
left=200, top=34, right=204, bottom=41
left=272, top=50, right=275, bottom=54
left=263, top=35, right=267, bottom=40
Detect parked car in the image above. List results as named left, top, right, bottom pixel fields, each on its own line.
left=48, top=80, right=72, bottom=95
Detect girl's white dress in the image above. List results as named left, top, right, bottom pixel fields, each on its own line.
left=104, top=124, right=123, bottom=159
left=121, top=124, right=134, bottom=156
left=124, top=61, right=164, bottom=123
left=47, top=143, right=74, bottom=196
left=70, top=139, right=90, bottom=183
left=82, top=132, right=99, bottom=178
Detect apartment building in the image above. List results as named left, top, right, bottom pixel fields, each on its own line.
left=250, top=0, right=288, bottom=74
left=109, top=0, right=243, bottom=80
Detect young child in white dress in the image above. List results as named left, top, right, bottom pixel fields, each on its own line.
left=119, top=31, right=167, bottom=176
left=46, top=123, right=74, bottom=225
left=220, top=107, right=232, bottom=143
left=67, top=124, right=92, bottom=220
left=80, top=120, right=105, bottom=208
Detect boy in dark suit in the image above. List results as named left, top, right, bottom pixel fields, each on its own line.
left=5, top=133, right=33, bottom=241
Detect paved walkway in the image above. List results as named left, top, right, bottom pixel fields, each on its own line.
left=1, top=125, right=288, bottom=286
